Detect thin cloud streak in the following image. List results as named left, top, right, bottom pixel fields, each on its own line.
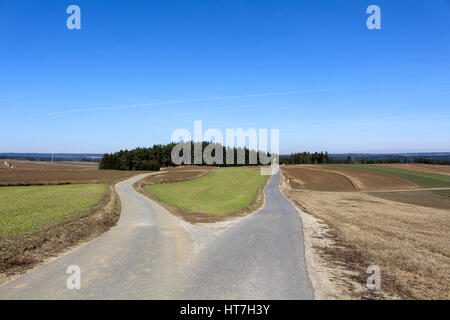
left=47, top=88, right=349, bottom=116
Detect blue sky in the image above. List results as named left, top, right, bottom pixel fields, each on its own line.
left=1, top=0, right=449, bottom=154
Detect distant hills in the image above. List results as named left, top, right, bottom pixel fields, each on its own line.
left=1, top=152, right=450, bottom=164
left=328, top=152, right=450, bottom=162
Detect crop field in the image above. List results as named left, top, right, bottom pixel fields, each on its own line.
left=143, top=167, right=268, bottom=222
left=281, top=164, right=450, bottom=299
left=327, top=164, right=450, bottom=188
left=282, top=164, right=418, bottom=191
left=281, top=165, right=356, bottom=191
left=0, top=160, right=127, bottom=279
left=1, top=160, right=99, bottom=170
left=437, top=189, right=450, bottom=196
left=321, top=166, right=417, bottom=191
left=0, top=184, right=108, bottom=237
left=0, top=160, right=139, bottom=186
left=378, top=163, right=450, bottom=176
left=370, top=190, right=450, bottom=210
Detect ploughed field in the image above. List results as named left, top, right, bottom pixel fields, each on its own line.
left=327, top=164, right=450, bottom=189
left=143, top=167, right=268, bottom=223
left=282, top=165, right=417, bottom=191
left=281, top=165, right=356, bottom=191
left=0, top=160, right=139, bottom=186
left=281, top=164, right=450, bottom=299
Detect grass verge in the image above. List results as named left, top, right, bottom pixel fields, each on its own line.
left=143, top=167, right=268, bottom=223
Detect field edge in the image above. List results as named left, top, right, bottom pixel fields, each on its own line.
left=0, top=184, right=122, bottom=285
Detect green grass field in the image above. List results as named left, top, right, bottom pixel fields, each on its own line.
left=328, top=164, right=450, bottom=188
left=436, top=189, right=450, bottom=196
left=0, top=184, right=108, bottom=237
left=144, top=167, right=268, bottom=215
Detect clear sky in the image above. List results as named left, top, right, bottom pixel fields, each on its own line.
left=1, top=0, right=449, bottom=154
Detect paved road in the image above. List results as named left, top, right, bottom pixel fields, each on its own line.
left=0, top=171, right=314, bottom=299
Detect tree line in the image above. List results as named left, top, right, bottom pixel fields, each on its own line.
left=99, top=142, right=275, bottom=171
left=413, top=158, right=450, bottom=165
left=99, top=144, right=450, bottom=171
left=279, top=152, right=330, bottom=164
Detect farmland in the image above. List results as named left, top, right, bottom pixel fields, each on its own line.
left=137, top=166, right=214, bottom=186
left=282, top=164, right=418, bottom=191
left=371, top=190, right=450, bottom=210
left=378, top=163, right=450, bottom=176
left=282, top=165, right=355, bottom=191
left=280, top=164, right=450, bottom=299
left=143, top=167, right=268, bottom=222
left=327, top=164, right=450, bottom=188
left=0, top=160, right=140, bottom=186
left=0, top=160, right=126, bottom=280
left=0, top=184, right=107, bottom=237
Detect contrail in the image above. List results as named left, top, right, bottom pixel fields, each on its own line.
left=47, top=88, right=346, bottom=115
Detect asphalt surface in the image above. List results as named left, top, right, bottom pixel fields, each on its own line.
left=0, top=170, right=314, bottom=299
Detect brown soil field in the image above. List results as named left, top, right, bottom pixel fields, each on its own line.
left=322, top=166, right=418, bottom=191
left=369, top=190, right=450, bottom=210
left=1, top=160, right=98, bottom=170
left=378, top=163, right=450, bottom=176
left=282, top=189, right=450, bottom=299
left=0, top=161, right=140, bottom=186
left=281, top=165, right=356, bottom=191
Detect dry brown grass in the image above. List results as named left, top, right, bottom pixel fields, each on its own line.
left=283, top=189, right=450, bottom=299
